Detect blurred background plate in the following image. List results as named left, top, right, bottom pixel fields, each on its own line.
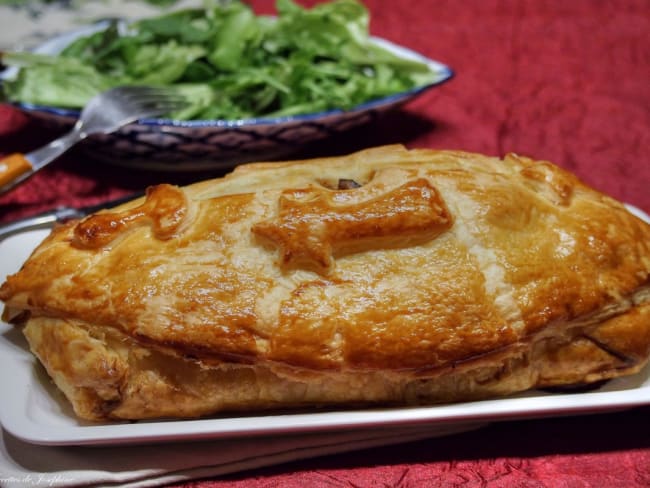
left=1, top=21, right=453, bottom=171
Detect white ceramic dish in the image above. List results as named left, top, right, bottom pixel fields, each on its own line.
left=0, top=21, right=453, bottom=171
left=1, top=205, right=649, bottom=447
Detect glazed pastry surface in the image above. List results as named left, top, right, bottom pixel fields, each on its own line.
left=2, top=145, right=649, bottom=420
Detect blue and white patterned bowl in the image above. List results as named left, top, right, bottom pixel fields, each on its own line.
left=2, top=22, right=453, bottom=171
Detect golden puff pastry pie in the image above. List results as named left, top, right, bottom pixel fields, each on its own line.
left=2, top=145, right=650, bottom=421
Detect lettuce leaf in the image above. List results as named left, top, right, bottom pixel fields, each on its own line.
left=1, top=0, right=442, bottom=120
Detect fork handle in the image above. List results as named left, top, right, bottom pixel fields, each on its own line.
left=0, top=153, right=34, bottom=194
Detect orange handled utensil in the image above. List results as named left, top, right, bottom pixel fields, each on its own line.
left=0, top=86, right=185, bottom=195
left=0, top=153, right=33, bottom=190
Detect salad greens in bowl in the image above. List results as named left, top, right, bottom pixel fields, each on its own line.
left=0, top=0, right=453, bottom=170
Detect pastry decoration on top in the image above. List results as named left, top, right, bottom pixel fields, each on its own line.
left=72, top=184, right=190, bottom=249
left=253, top=167, right=453, bottom=274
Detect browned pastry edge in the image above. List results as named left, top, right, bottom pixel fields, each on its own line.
left=17, top=296, right=650, bottom=421
left=1, top=145, right=649, bottom=421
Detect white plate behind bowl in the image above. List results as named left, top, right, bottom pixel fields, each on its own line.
left=0, top=21, right=454, bottom=171
left=0, top=205, right=648, bottom=446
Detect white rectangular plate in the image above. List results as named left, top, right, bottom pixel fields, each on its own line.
left=1, top=205, right=649, bottom=446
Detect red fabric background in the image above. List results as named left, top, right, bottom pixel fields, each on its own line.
left=1, top=0, right=649, bottom=486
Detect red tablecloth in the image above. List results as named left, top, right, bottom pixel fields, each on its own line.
left=1, top=0, right=649, bottom=486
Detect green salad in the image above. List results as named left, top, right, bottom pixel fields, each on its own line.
left=1, top=0, right=443, bottom=120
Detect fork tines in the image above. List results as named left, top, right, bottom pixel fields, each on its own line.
left=111, top=85, right=187, bottom=118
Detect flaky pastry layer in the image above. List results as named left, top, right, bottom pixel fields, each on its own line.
left=1, top=145, right=650, bottom=421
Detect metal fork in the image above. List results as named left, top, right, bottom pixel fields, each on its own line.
left=0, top=85, right=185, bottom=195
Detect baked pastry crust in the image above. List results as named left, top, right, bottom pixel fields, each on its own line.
left=1, top=145, right=650, bottom=421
